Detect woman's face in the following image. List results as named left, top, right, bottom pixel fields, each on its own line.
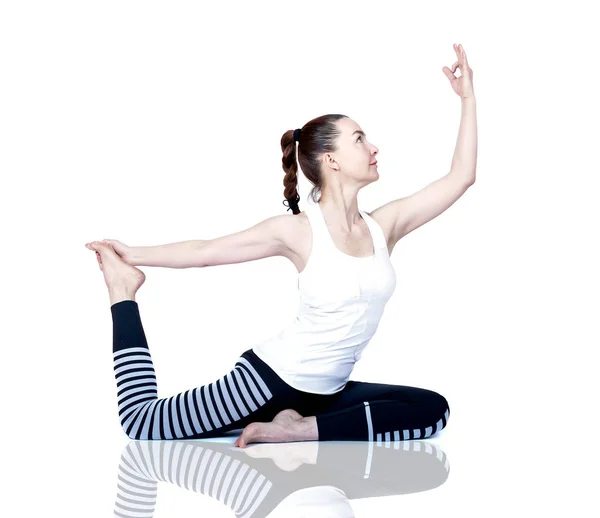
left=324, top=118, right=379, bottom=183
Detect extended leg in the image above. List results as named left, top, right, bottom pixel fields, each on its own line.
left=112, top=300, right=288, bottom=440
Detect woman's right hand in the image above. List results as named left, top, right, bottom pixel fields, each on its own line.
left=86, top=239, right=136, bottom=265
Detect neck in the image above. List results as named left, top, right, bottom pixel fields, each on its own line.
left=318, top=196, right=362, bottom=233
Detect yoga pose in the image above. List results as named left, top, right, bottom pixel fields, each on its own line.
left=87, top=43, right=475, bottom=448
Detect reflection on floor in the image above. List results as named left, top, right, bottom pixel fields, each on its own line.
left=113, top=436, right=449, bottom=517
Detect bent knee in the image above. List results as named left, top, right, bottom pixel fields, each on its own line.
left=423, top=389, right=450, bottom=422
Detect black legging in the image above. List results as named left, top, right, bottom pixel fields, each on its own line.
left=112, top=300, right=450, bottom=441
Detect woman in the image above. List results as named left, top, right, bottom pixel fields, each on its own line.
left=86, top=43, right=475, bottom=447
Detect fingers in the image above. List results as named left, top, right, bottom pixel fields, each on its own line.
left=447, top=44, right=464, bottom=76
left=442, top=60, right=460, bottom=81
left=95, top=251, right=103, bottom=271
left=454, top=43, right=468, bottom=67
left=442, top=66, right=456, bottom=82
left=86, top=241, right=108, bottom=253
left=443, top=43, right=472, bottom=81
left=85, top=239, right=113, bottom=248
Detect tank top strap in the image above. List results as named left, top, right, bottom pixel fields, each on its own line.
left=359, top=209, right=387, bottom=250
left=304, top=201, right=330, bottom=251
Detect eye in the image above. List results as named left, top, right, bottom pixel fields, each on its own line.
left=357, top=136, right=362, bottom=142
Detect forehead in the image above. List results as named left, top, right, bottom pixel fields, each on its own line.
left=338, top=118, right=365, bottom=138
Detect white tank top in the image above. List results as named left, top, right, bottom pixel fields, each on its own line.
left=252, top=200, right=397, bottom=394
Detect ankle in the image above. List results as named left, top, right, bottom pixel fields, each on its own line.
left=297, top=416, right=318, bottom=441
left=109, top=286, right=136, bottom=306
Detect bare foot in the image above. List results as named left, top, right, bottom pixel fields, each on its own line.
left=233, top=421, right=292, bottom=449
left=272, top=409, right=303, bottom=425
left=86, top=241, right=145, bottom=299
left=234, top=409, right=304, bottom=449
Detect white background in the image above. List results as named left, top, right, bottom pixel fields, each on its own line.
left=2, top=0, right=599, bottom=516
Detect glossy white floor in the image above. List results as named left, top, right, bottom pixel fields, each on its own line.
left=105, top=430, right=451, bottom=517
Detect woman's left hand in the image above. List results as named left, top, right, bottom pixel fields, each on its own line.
left=442, top=43, right=475, bottom=99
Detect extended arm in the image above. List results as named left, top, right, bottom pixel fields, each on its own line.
left=450, top=96, right=477, bottom=180
left=129, top=215, right=289, bottom=269
left=131, top=240, right=208, bottom=268
left=371, top=96, right=477, bottom=246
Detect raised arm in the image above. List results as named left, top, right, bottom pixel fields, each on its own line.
left=130, top=214, right=291, bottom=269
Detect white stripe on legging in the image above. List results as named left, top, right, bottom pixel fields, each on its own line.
left=373, top=406, right=451, bottom=442
left=113, top=347, right=274, bottom=440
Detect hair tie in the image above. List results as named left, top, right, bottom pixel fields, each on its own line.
left=293, top=128, right=301, bottom=142
left=283, top=194, right=300, bottom=213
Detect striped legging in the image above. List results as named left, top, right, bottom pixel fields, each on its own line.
left=112, top=300, right=450, bottom=441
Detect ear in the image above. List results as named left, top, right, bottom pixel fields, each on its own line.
left=322, top=152, right=340, bottom=171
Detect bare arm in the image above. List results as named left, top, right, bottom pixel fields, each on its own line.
left=129, top=215, right=289, bottom=269
left=131, top=240, right=208, bottom=268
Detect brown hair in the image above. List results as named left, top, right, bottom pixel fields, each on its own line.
left=281, top=113, right=349, bottom=214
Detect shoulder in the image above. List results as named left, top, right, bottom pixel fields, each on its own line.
left=273, top=211, right=309, bottom=262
